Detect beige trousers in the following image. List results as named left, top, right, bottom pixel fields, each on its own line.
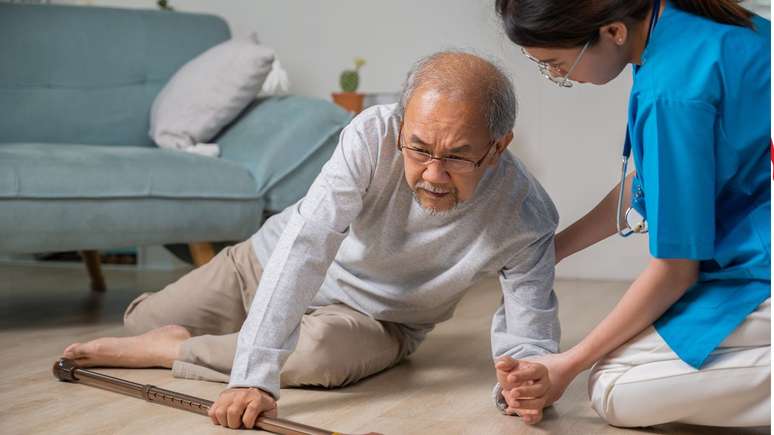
left=123, top=240, right=411, bottom=388
left=589, top=299, right=771, bottom=428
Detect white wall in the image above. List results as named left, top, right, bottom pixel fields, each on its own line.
left=64, top=0, right=662, bottom=281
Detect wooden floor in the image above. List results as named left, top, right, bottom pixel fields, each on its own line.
left=0, top=262, right=767, bottom=435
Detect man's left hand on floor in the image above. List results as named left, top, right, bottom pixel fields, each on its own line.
left=495, top=357, right=552, bottom=424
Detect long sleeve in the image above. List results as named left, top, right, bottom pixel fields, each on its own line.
left=491, top=230, right=560, bottom=360
left=228, top=120, right=376, bottom=399
left=490, top=230, right=560, bottom=412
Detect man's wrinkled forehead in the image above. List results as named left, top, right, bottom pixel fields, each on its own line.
left=405, top=85, right=484, bottom=118
left=404, top=128, right=476, bottom=155
left=403, top=88, right=489, bottom=147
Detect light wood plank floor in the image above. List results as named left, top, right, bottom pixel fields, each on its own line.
left=0, top=263, right=767, bottom=435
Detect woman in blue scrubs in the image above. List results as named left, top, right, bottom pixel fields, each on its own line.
left=492, top=0, right=771, bottom=427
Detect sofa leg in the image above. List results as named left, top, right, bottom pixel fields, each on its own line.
left=189, top=242, right=215, bottom=267
left=80, top=250, right=106, bottom=292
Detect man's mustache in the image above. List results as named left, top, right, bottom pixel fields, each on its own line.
left=415, top=181, right=454, bottom=194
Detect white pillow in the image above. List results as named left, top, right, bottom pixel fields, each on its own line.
left=258, top=58, right=291, bottom=97
left=149, top=33, right=275, bottom=157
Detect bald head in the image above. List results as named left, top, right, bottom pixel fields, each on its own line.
left=396, top=51, right=517, bottom=139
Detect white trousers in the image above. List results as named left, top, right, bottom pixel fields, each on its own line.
left=589, top=299, right=771, bottom=428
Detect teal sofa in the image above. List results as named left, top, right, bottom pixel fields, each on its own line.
left=0, top=4, right=351, bottom=289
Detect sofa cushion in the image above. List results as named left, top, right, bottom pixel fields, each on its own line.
left=0, top=143, right=260, bottom=200
left=0, top=196, right=262, bottom=254
left=216, top=96, right=352, bottom=211
left=0, top=4, right=230, bottom=147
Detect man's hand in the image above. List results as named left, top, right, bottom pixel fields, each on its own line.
left=208, top=387, right=277, bottom=429
left=496, top=353, right=582, bottom=424
left=495, top=357, right=551, bottom=424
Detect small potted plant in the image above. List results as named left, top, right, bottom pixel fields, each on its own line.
left=332, top=57, right=366, bottom=114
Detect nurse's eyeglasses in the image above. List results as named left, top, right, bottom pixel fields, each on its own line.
left=521, top=41, right=590, bottom=88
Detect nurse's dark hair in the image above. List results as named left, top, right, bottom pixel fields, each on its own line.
left=495, top=0, right=754, bottom=48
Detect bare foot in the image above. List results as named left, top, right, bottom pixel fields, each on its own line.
left=62, top=325, right=191, bottom=368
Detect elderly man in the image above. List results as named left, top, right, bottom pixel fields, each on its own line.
left=63, top=51, right=560, bottom=428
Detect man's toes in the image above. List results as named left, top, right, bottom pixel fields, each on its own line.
left=63, top=343, right=83, bottom=358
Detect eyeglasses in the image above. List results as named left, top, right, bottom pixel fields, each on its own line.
left=521, top=41, right=590, bottom=88
left=397, top=125, right=496, bottom=174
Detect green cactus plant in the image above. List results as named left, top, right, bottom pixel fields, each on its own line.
left=339, top=57, right=366, bottom=93
left=157, top=0, right=174, bottom=11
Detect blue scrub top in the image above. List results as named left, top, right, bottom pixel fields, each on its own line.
left=628, top=2, right=771, bottom=369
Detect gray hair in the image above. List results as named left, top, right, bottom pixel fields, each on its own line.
left=395, top=50, right=518, bottom=140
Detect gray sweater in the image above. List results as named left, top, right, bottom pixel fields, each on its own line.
left=229, top=104, right=560, bottom=402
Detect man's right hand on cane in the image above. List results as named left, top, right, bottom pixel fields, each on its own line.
left=209, top=387, right=277, bottom=429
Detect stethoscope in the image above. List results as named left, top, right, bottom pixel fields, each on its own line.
left=616, top=0, right=661, bottom=238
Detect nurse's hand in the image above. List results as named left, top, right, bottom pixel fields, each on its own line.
left=522, top=354, right=579, bottom=411
left=495, top=357, right=552, bottom=424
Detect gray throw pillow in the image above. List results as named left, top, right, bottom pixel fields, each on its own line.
left=149, top=34, right=275, bottom=157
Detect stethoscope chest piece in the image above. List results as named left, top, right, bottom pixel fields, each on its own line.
left=625, top=207, right=649, bottom=234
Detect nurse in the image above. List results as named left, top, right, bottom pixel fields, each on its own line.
left=493, top=0, right=771, bottom=428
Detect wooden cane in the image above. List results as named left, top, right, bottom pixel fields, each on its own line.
left=52, top=358, right=343, bottom=435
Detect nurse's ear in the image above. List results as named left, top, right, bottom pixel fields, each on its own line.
left=599, top=21, right=629, bottom=47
